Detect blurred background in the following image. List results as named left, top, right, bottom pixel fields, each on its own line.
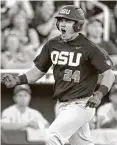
left=1, top=0, right=117, bottom=145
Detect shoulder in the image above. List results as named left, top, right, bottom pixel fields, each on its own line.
left=81, top=34, right=107, bottom=55
left=42, top=35, right=61, bottom=50
left=48, top=35, right=61, bottom=41
left=47, top=35, right=61, bottom=45
left=2, top=105, right=16, bottom=115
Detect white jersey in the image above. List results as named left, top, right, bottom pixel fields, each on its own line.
left=1, top=105, right=49, bottom=129
left=97, top=103, right=117, bottom=128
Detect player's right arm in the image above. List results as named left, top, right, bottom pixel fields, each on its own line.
left=3, top=41, right=52, bottom=88
left=2, top=67, right=45, bottom=88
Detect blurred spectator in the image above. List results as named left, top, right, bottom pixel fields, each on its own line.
left=110, top=2, right=117, bottom=46
left=1, top=10, right=40, bottom=69
left=1, top=85, right=49, bottom=130
left=54, top=0, right=74, bottom=12
left=86, top=18, right=117, bottom=69
left=80, top=1, right=102, bottom=19
left=31, top=0, right=56, bottom=43
left=99, top=1, right=117, bottom=10
left=1, top=0, right=34, bottom=30
left=1, top=0, right=11, bottom=31
left=97, top=83, right=117, bottom=128
left=87, top=19, right=117, bottom=55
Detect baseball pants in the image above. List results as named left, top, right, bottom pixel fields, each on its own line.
left=46, top=97, right=95, bottom=145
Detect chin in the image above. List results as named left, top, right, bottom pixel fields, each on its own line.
left=61, top=35, right=69, bottom=40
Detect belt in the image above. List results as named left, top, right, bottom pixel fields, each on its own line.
left=58, top=97, right=84, bottom=102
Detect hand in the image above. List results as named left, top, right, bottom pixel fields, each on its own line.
left=27, top=120, right=39, bottom=129
left=2, top=74, right=18, bottom=88
left=86, top=92, right=103, bottom=108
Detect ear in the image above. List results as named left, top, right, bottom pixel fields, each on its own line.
left=73, top=22, right=79, bottom=32
left=77, top=22, right=83, bottom=32
left=73, top=22, right=84, bottom=32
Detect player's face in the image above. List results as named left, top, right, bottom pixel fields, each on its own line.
left=14, top=90, right=31, bottom=107
left=59, top=18, right=76, bottom=40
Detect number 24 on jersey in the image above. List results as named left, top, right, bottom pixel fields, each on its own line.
left=63, top=69, right=80, bottom=82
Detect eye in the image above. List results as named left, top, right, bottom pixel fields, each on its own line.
left=60, top=19, right=63, bottom=22
left=66, top=19, right=75, bottom=24
left=66, top=19, right=70, bottom=22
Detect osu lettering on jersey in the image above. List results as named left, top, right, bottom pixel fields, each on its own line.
left=33, top=33, right=111, bottom=101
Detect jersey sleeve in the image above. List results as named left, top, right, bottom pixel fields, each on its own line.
left=33, top=41, right=52, bottom=73
left=89, top=45, right=111, bottom=74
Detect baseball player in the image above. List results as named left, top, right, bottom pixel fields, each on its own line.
left=3, top=5, right=115, bottom=145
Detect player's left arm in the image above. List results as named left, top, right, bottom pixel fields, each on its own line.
left=86, top=47, right=115, bottom=108
left=98, top=69, right=115, bottom=97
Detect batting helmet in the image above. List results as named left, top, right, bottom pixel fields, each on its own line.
left=55, top=5, right=85, bottom=32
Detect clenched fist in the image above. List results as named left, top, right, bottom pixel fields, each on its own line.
left=2, top=74, right=19, bottom=88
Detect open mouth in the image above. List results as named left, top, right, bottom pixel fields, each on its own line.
left=61, top=28, right=66, bottom=35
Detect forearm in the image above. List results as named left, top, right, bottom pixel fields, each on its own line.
left=100, top=69, right=115, bottom=91
left=16, top=66, right=45, bottom=85
left=95, top=69, right=115, bottom=99
left=1, top=122, right=28, bottom=130
left=25, top=66, right=45, bottom=84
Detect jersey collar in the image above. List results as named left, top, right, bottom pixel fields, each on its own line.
left=58, top=33, right=84, bottom=46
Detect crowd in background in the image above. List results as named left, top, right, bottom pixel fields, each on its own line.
left=1, top=0, right=117, bottom=134
left=1, top=0, right=117, bottom=70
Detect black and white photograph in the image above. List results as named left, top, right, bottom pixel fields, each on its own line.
left=1, top=0, right=117, bottom=145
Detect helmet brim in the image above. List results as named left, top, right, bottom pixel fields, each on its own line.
left=55, top=15, right=76, bottom=22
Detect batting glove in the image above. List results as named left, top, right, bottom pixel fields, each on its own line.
left=85, top=91, right=103, bottom=108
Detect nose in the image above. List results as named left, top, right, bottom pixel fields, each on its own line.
left=60, top=19, right=66, bottom=27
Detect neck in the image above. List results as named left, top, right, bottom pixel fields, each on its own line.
left=16, top=105, right=27, bottom=113
left=62, top=33, right=79, bottom=42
